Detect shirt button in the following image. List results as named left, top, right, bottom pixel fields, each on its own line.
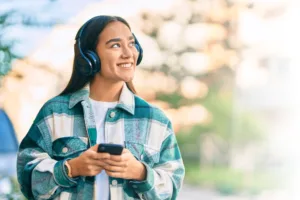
left=110, top=111, right=116, bottom=118
left=112, top=180, right=118, bottom=186
left=62, top=147, right=68, bottom=153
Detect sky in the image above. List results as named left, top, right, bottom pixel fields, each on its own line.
left=0, top=0, right=99, bottom=56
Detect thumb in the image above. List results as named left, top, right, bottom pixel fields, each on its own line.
left=90, top=144, right=99, bottom=152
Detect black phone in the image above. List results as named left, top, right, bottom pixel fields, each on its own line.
left=97, top=143, right=124, bottom=155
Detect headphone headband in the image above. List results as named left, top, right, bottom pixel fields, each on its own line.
left=75, top=16, right=102, bottom=40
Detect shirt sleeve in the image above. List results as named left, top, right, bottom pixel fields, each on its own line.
left=17, top=121, right=80, bottom=199
left=129, top=121, right=185, bottom=200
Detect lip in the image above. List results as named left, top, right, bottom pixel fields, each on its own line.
left=117, top=62, right=134, bottom=65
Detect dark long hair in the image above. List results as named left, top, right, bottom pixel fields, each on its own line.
left=60, top=16, right=137, bottom=95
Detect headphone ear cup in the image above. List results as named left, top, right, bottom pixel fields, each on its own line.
left=135, top=44, right=143, bottom=66
left=85, top=50, right=101, bottom=75
left=75, top=52, right=93, bottom=76
left=132, top=33, right=143, bottom=66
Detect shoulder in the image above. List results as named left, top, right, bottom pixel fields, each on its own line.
left=34, top=94, right=72, bottom=123
left=43, top=94, right=71, bottom=110
left=134, top=95, right=170, bottom=125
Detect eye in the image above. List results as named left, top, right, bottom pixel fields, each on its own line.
left=111, top=43, right=120, bottom=48
left=129, top=41, right=135, bottom=47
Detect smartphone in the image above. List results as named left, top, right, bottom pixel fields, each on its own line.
left=97, top=143, right=124, bottom=155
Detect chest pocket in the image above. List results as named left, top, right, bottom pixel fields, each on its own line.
left=125, top=141, right=160, bottom=167
left=52, top=136, right=88, bottom=160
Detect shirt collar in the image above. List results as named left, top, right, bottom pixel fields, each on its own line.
left=69, top=83, right=135, bottom=115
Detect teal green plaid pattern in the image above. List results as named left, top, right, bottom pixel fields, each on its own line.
left=17, top=84, right=185, bottom=200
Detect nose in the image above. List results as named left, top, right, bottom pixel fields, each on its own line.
left=121, top=45, right=133, bottom=59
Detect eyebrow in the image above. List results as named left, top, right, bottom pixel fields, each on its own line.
left=105, top=36, right=134, bottom=45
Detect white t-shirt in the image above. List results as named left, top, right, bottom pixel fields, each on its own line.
left=89, top=98, right=118, bottom=200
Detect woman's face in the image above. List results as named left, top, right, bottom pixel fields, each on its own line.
left=95, top=21, right=138, bottom=83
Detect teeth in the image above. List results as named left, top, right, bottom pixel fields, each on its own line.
left=119, top=63, right=132, bottom=68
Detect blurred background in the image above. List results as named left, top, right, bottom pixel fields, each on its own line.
left=1, top=0, right=300, bottom=199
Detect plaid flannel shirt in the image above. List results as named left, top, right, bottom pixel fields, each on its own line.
left=17, top=84, right=185, bottom=200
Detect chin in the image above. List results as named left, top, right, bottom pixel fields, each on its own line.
left=123, top=76, right=134, bottom=82
left=123, top=79, right=133, bottom=83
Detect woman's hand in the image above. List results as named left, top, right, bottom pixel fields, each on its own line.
left=103, top=148, right=146, bottom=181
left=67, top=145, right=110, bottom=177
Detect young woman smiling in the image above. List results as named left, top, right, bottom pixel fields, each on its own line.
left=17, top=15, right=185, bottom=200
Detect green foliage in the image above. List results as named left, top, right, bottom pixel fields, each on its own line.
left=202, top=86, right=265, bottom=144
left=176, top=125, right=210, bottom=164
left=184, top=164, right=278, bottom=195
left=174, top=83, right=266, bottom=193
left=173, top=80, right=265, bottom=184
left=0, top=9, right=56, bottom=81
left=156, top=91, right=184, bottom=109
left=167, top=83, right=264, bottom=143
left=201, top=86, right=234, bottom=139
left=0, top=11, right=19, bottom=78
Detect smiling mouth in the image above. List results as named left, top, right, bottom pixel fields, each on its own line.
left=117, top=63, right=133, bottom=68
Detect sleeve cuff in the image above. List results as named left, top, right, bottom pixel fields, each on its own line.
left=53, top=159, right=80, bottom=187
left=129, top=161, right=154, bottom=193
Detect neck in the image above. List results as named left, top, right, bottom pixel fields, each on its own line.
left=89, top=76, right=124, bottom=102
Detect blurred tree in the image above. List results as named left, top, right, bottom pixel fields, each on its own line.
left=0, top=11, right=18, bottom=78
left=138, top=0, right=265, bottom=186
left=0, top=3, right=57, bottom=198
left=0, top=6, right=57, bottom=85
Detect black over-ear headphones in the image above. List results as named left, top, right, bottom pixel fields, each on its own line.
left=74, top=16, right=143, bottom=76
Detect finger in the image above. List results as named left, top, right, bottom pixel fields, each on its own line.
left=89, top=151, right=110, bottom=160
left=96, top=152, right=111, bottom=160
left=122, top=148, right=130, bottom=153
left=109, top=155, right=123, bottom=162
left=104, top=159, right=128, bottom=167
left=93, top=165, right=104, bottom=172
left=86, top=159, right=107, bottom=167
left=90, top=144, right=99, bottom=152
left=88, top=166, right=105, bottom=176
left=84, top=149, right=100, bottom=160
left=94, top=160, right=109, bottom=168
left=104, top=165, right=125, bottom=173
left=105, top=171, right=124, bottom=179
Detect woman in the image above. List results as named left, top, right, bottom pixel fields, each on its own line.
left=17, top=15, right=185, bottom=200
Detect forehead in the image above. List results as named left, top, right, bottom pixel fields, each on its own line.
left=99, top=21, right=132, bottom=41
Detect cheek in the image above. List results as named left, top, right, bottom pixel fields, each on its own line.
left=132, top=49, right=139, bottom=61
left=100, top=54, right=117, bottom=68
